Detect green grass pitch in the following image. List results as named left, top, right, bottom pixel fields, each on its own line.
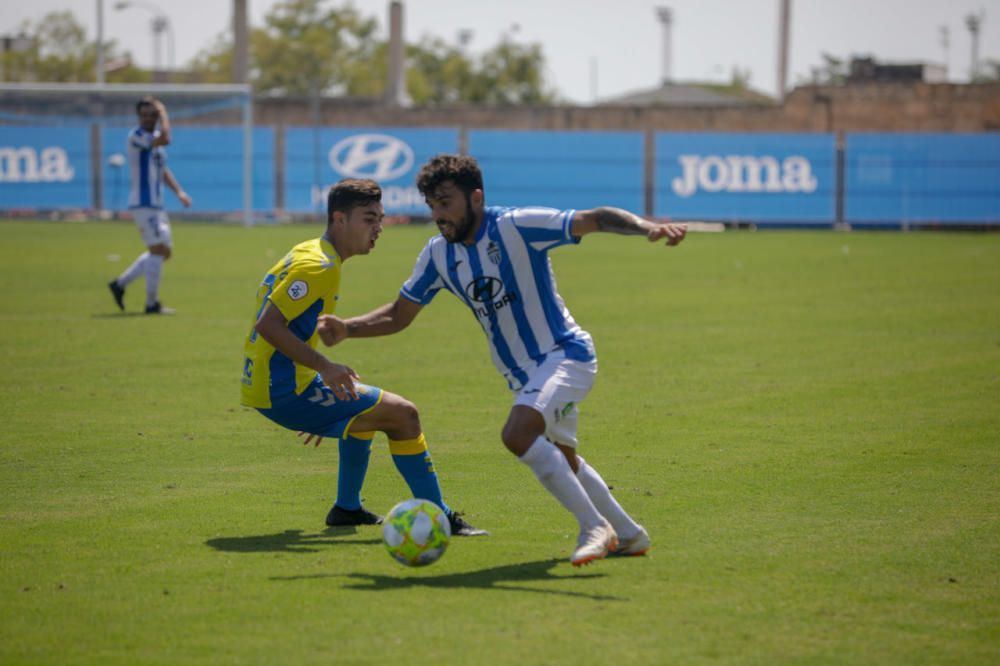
left=1, top=220, right=998, bottom=664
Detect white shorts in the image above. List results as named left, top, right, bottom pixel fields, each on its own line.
left=512, top=354, right=598, bottom=448
left=131, top=208, right=172, bottom=248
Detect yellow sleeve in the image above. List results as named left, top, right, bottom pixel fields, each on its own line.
left=268, top=258, right=339, bottom=322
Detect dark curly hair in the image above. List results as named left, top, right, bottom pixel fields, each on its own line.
left=327, top=178, right=382, bottom=220
left=416, top=154, right=484, bottom=198
left=136, top=96, right=158, bottom=115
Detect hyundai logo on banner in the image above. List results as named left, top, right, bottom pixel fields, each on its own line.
left=328, top=134, right=414, bottom=181
left=285, top=127, right=459, bottom=214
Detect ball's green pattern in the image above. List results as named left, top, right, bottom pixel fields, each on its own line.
left=382, top=499, right=451, bottom=567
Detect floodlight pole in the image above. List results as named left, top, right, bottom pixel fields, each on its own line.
left=777, top=0, right=791, bottom=102
left=242, top=95, right=253, bottom=226
left=96, top=0, right=105, bottom=85
left=655, top=6, right=673, bottom=85
left=114, top=0, right=172, bottom=80
left=233, top=0, right=249, bottom=84
left=965, top=11, right=984, bottom=82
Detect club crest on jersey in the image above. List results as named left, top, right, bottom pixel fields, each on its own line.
left=287, top=280, right=309, bottom=300
left=487, top=241, right=502, bottom=265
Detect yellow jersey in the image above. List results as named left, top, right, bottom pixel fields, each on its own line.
left=240, top=237, right=342, bottom=408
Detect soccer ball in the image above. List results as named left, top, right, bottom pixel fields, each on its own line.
left=382, top=499, right=451, bottom=567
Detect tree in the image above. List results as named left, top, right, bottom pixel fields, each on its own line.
left=474, top=37, right=554, bottom=105
left=405, top=37, right=477, bottom=105
left=807, top=52, right=848, bottom=85
left=976, top=59, right=1000, bottom=82
left=190, top=0, right=378, bottom=95
left=0, top=11, right=147, bottom=83
left=187, top=0, right=555, bottom=105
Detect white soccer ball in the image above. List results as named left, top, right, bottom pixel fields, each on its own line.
left=382, top=498, right=451, bottom=567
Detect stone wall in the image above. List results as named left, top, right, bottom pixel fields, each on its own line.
left=251, top=82, right=1000, bottom=132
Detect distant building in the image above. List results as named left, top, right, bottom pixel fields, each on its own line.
left=597, top=81, right=773, bottom=107
left=848, top=57, right=947, bottom=83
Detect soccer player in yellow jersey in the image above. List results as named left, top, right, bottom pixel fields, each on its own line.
left=241, top=179, right=486, bottom=535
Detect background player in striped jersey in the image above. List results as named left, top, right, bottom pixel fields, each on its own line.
left=320, top=154, right=686, bottom=566
left=241, top=178, right=486, bottom=536
left=108, top=96, right=191, bottom=315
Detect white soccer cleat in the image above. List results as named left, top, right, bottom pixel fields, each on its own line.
left=571, top=522, right=618, bottom=567
left=610, top=525, right=650, bottom=557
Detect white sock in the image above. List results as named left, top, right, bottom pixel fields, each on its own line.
left=519, top=437, right=604, bottom=531
left=144, top=253, right=164, bottom=306
left=118, top=251, right=149, bottom=287
left=576, top=455, right=642, bottom=541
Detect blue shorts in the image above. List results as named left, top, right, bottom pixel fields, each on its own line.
left=258, top=377, right=383, bottom=440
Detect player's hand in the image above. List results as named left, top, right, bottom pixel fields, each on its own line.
left=648, top=222, right=687, bottom=246
left=297, top=431, right=323, bottom=447
left=319, top=362, right=360, bottom=401
left=318, top=315, right=348, bottom=346
left=178, top=191, right=192, bottom=208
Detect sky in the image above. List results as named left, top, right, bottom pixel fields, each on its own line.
left=2, top=0, right=999, bottom=103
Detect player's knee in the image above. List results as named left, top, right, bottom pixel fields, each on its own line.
left=501, top=423, right=534, bottom=456
left=384, top=393, right=420, bottom=430
left=501, top=406, right=545, bottom=456
left=396, top=398, right=419, bottom=428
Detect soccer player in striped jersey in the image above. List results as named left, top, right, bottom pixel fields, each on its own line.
left=241, top=178, right=486, bottom=536
left=108, top=97, right=191, bottom=315
left=320, top=154, right=686, bottom=566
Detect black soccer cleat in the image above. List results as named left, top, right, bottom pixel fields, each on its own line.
left=108, top=280, right=125, bottom=311
left=325, top=504, right=383, bottom=527
left=447, top=510, right=490, bottom=537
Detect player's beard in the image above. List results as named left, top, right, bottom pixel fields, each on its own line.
left=444, top=197, right=477, bottom=244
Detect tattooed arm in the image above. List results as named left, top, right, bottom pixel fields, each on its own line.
left=571, top=207, right=687, bottom=246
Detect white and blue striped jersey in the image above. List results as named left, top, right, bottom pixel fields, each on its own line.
left=401, top=205, right=596, bottom=390
left=126, top=127, right=166, bottom=209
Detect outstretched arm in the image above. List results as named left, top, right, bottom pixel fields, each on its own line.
left=318, top=296, right=423, bottom=346
left=571, top=207, right=686, bottom=246
left=163, top=168, right=191, bottom=207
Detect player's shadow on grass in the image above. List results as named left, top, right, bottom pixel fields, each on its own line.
left=273, top=559, right=625, bottom=601
left=92, top=312, right=150, bottom=318
left=206, top=528, right=380, bottom=554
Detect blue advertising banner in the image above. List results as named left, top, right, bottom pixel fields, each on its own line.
left=284, top=128, right=459, bottom=215
left=845, top=133, right=1000, bottom=223
left=102, top=126, right=274, bottom=212
left=0, top=126, right=91, bottom=209
left=467, top=130, right=644, bottom=212
left=655, top=133, right=836, bottom=223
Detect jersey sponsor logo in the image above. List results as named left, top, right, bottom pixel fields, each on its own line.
left=465, top=276, right=519, bottom=319
left=672, top=154, right=818, bottom=198
left=328, top=133, right=414, bottom=181
left=241, top=358, right=254, bottom=386
left=0, top=146, right=75, bottom=183
left=466, top=276, right=503, bottom=303
left=287, top=280, right=309, bottom=300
